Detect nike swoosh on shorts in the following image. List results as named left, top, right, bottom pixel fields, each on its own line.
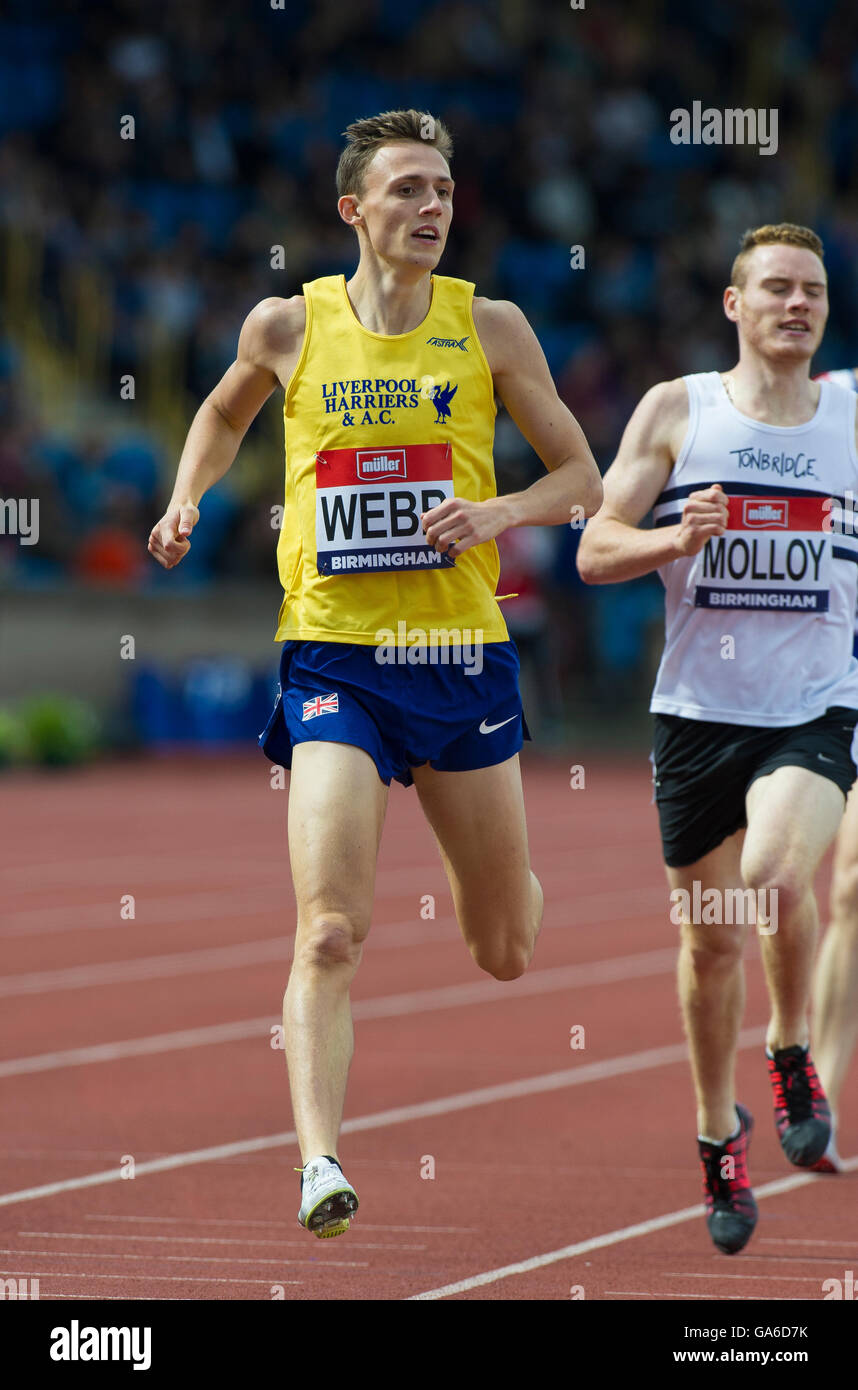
left=479, top=715, right=518, bottom=735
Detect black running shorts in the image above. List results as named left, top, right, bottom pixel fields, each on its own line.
left=652, top=706, right=858, bottom=868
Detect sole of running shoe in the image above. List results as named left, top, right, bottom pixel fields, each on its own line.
left=303, top=1189, right=359, bottom=1239
left=778, top=1118, right=831, bottom=1168
left=809, top=1137, right=843, bottom=1175
left=810, top=1155, right=841, bottom=1174
left=313, top=1217, right=351, bottom=1239
left=708, top=1204, right=758, bottom=1256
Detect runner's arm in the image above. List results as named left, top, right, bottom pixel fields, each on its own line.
left=148, top=296, right=303, bottom=569
left=478, top=299, right=603, bottom=526
left=422, top=300, right=602, bottom=556
left=576, top=378, right=727, bottom=584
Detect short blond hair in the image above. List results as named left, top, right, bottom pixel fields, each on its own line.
left=731, top=223, right=825, bottom=289
left=336, top=109, right=453, bottom=198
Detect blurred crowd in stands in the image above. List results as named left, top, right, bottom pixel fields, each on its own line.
left=2, top=0, right=858, bottom=705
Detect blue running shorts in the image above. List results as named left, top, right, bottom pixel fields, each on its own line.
left=258, top=639, right=530, bottom=786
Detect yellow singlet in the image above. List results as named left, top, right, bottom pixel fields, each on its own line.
left=274, top=273, right=509, bottom=645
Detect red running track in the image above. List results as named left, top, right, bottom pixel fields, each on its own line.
left=0, top=752, right=855, bottom=1301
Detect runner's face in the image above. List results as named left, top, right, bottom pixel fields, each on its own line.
left=731, top=245, right=828, bottom=362
left=354, top=143, right=453, bottom=268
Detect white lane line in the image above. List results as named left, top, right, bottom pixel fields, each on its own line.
left=20, top=1232, right=425, bottom=1250
left=0, top=884, right=672, bottom=993
left=0, top=939, right=290, bottom=997
left=606, top=1292, right=809, bottom=1301
left=0, top=1271, right=306, bottom=1285
left=667, top=1272, right=837, bottom=1282
left=0, top=887, right=286, bottom=937
left=83, top=1216, right=474, bottom=1232
left=408, top=1154, right=858, bottom=1299
left=48, top=1293, right=212, bottom=1299
left=714, top=1254, right=858, bottom=1266
left=0, top=1033, right=724, bottom=1209
left=759, top=1237, right=858, bottom=1247
left=0, top=1019, right=269, bottom=1076
left=0, top=947, right=681, bottom=1075
left=0, top=881, right=666, bottom=946
left=0, top=854, right=283, bottom=886
left=0, top=1248, right=366, bottom=1267
left=0, top=843, right=652, bottom=897
left=349, top=948, right=678, bottom=1020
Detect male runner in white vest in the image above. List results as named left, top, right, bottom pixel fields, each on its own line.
left=148, top=110, right=602, bottom=1237
left=577, top=224, right=858, bottom=1254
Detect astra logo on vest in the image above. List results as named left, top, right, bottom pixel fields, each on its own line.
left=426, top=336, right=469, bottom=351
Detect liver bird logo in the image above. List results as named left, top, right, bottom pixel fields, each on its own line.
left=431, top=381, right=458, bottom=423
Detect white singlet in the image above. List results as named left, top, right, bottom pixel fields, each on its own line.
left=817, top=368, right=858, bottom=393
left=650, top=371, right=858, bottom=725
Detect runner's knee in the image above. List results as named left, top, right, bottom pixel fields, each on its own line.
left=739, top=859, right=807, bottom=920
left=472, top=932, right=533, bottom=981
left=679, top=921, right=743, bottom=974
left=293, top=914, right=365, bottom=972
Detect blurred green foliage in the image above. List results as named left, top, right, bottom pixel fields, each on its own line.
left=0, top=696, right=102, bottom=766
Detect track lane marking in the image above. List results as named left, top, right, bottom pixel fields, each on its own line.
left=0, top=884, right=669, bottom=979
left=0, top=1247, right=366, bottom=1266
left=0, top=947, right=681, bottom=1073
left=0, top=1270, right=309, bottom=1285
left=83, top=1216, right=474, bottom=1232
left=0, top=1030, right=766, bottom=1209
left=408, top=1155, right=858, bottom=1299
left=20, top=1231, right=425, bottom=1250
left=606, top=1292, right=811, bottom=1300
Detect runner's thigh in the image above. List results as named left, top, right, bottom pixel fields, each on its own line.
left=411, top=754, right=533, bottom=939
left=743, top=765, right=844, bottom=889
left=288, top=741, right=388, bottom=935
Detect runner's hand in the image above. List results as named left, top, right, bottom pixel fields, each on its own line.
left=148, top=503, right=199, bottom=569
left=675, top=484, right=728, bottom=557
left=422, top=496, right=501, bottom=558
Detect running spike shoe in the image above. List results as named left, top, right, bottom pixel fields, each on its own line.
left=297, top=1155, right=359, bottom=1239
left=698, top=1104, right=759, bottom=1255
left=810, top=1117, right=843, bottom=1174
left=766, top=1044, right=831, bottom=1168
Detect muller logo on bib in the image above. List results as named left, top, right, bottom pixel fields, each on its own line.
left=356, top=449, right=407, bottom=482
left=743, top=500, right=788, bottom=528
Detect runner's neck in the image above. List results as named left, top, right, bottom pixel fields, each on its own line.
left=722, top=357, right=820, bottom=426
left=344, top=262, right=434, bottom=336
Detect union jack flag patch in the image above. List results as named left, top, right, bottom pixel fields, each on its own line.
left=302, top=692, right=339, bottom=721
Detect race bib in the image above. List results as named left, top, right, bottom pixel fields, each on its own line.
left=314, top=442, right=456, bottom=575
left=694, top=495, right=831, bottom=612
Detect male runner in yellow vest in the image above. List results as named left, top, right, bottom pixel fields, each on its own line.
left=149, top=109, right=602, bottom=1238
